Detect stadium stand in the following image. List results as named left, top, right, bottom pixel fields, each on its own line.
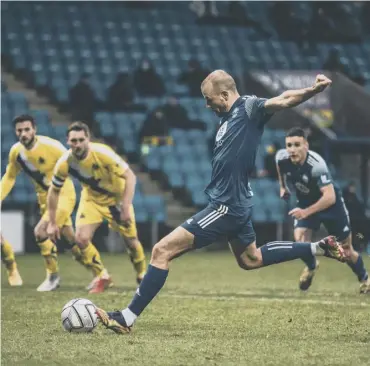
left=2, top=1, right=369, bottom=224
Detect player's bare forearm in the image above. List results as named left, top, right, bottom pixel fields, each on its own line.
left=0, top=174, right=16, bottom=201
left=121, top=169, right=136, bottom=208
left=264, top=74, right=332, bottom=113
left=305, top=192, right=336, bottom=217
left=47, top=187, right=60, bottom=224
left=265, top=87, right=317, bottom=112
left=276, top=164, right=285, bottom=189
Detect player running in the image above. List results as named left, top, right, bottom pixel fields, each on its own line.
left=95, top=70, right=346, bottom=334
left=1, top=234, right=23, bottom=286
left=47, top=122, right=147, bottom=293
left=0, top=114, right=107, bottom=291
left=275, top=127, right=369, bottom=294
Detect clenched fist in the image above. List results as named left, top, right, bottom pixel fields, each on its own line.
left=313, top=74, right=332, bottom=93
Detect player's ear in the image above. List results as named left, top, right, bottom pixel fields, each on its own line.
left=220, top=90, right=228, bottom=100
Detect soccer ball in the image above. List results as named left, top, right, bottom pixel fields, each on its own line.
left=61, top=298, right=98, bottom=333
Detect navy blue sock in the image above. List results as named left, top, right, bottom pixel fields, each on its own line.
left=346, top=255, right=368, bottom=282
left=261, top=241, right=315, bottom=268
left=128, top=264, right=169, bottom=316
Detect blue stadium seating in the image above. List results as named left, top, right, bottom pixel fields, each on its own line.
left=2, top=2, right=364, bottom=222
left=2, top=2, right=369, bottom=104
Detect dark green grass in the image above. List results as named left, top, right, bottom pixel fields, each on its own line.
left=2, top=253, right=370, bottom=366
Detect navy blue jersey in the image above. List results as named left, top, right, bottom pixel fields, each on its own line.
left=276, top=149, right=343, bottom=215
left=204, top=96, right=272, bottom=215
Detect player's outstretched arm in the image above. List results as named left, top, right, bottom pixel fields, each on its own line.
left=264, top=74, right=332, bottom=113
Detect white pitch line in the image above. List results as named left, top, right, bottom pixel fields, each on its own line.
left=105, top=291, right=369, bottom=307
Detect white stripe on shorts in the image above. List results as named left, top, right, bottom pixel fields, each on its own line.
left=198, top=205, right=224, bottom=225
left=198, top=205, right=229, bottom=229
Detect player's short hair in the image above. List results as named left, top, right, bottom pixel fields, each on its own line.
left=286, top=127, right=307, bottom=139
left=67, top=121, right=90, bottom=137
left=12, top=114, right=36, bottom=127
left=201, top=70, right=237, bottom=93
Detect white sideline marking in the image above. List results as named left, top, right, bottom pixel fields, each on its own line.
left=107, top=291, right=369, bottom=307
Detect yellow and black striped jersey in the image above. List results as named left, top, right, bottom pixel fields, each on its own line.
left=1, top=135, right=75, bottom=204
left=52, top=142, right=129, bottom=205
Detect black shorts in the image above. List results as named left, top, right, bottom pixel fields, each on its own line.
left=181, top=202, right=256, bottom=249
left=294, top=197, right=351, bottom=241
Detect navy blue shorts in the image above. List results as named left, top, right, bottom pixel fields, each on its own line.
left=181, top=203, right=256, bottom=249
left=294, top=197, right=351, bottom=241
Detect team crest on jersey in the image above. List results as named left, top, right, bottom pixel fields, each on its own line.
left=302, top=174, right=308, bottom=183
left=216, top=121, right=228, bottom=142
left=232, top=107, right=239, bottom=118
left=295, top=182, right=310, bottom=194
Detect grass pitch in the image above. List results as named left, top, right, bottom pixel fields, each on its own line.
left=2, top=252, right=370, bottom=366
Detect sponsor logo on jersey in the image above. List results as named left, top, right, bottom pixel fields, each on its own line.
left=295, top=182, right=310, bottom=194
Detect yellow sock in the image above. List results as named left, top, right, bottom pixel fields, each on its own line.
left=127, top=241, right=147, bottom=278
left=38, top=238, right=59, bottom=274
left=1, top=239, right=17, bottom=273
left=81, top=242, right=105, bottom=277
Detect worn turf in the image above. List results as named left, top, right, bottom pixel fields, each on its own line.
left=2, top=253, right=370, bottom=366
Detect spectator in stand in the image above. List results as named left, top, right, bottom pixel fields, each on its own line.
left=178, top=59, right=209, bottom=97
left=139, top=107, right=169, bottom=143
left=107, top=71, right=135, bottom=111
left=309, top=4, right=338, bottom=42
left=134, top=59, right=165, bottom=97
left=257, top=142, right=280, bottom=179
left=139, top=97, right=206, bottom=145
left=69, top=73, right=96, bottom=127
left=322, top=49, right=350, bottom=77
left=342, top=181, right=369, bottom=251
left=162, top=96, right=206, bottom=130
left=161, top=96, right=189, bottom=129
